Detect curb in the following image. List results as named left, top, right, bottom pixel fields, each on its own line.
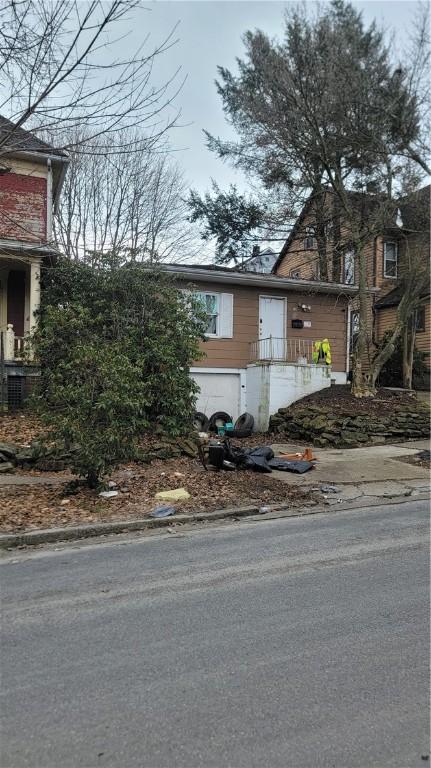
left=0, top=493, right=429, bottom=550
left=0, top=505, right=261, bottom=549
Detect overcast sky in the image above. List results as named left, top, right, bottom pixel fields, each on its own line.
left=133, top=1, right=419, bottom=194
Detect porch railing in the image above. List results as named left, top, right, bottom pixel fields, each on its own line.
left=0, top=325, right=27, bottom=362
left=250, top=336, right=315, bottom=364
left=14, top=335, right=26, bottom=359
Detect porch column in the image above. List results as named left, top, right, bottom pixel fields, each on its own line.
left=29, top=260, right=41, bottom=334
left=4, top=324, right=15, bottom=361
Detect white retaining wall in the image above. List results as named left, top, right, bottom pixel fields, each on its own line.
left=191, top=363, right=336, bottom=429
left=246, top=363, right=332, bottom=431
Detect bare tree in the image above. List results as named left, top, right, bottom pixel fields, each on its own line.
left=54, top=129, right=199, bottom=264
left=0, top=0, right=182, bottom=156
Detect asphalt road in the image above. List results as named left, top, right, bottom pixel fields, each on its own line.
left=1, top=501, right=429, bottom=768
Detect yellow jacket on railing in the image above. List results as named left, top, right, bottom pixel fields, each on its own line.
left=312, top=339, right=332, bottom=365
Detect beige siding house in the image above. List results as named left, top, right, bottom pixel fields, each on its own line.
left=165, top=264, right=356, bottom=429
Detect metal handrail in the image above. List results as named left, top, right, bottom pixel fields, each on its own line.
left=250, top=336, right=315, bottom=363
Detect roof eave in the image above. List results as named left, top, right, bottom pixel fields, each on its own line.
left=0, top=239, right=60, bottom=256
left=2, top=148, right=69, bottom=164
left=163, top=264, right=363, bottom=296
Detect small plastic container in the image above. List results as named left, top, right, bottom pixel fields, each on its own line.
left=225, top=422, right=234, bottom=432
left=217, top=426, right=226, bottom=437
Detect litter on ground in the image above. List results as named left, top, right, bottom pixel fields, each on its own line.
left=150, top=505, right=176, bottom=518
left=155, top=488, right=191, bottom=501
left=202, top=440, right=315, bottom=474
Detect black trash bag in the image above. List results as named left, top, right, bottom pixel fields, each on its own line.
left=248, top=446, right=274, bottom=460
left=226, top=445, right=274, bottom=473
left=267, top=458, right=314, bottom=474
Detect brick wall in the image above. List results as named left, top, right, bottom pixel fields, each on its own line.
left=0, top=172, right=47, bottom=242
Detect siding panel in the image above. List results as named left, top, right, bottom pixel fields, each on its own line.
left=186, top=282, right=348, bottom=371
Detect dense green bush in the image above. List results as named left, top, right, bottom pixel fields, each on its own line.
left=33, top=260, right=206, bottom=486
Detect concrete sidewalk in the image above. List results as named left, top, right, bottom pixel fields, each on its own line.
left=270, top=439, right=430, bottom=505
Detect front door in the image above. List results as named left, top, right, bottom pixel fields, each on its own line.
left=259, top=296, right=285, bottom=359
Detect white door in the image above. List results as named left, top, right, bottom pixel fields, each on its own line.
left=259, top=296, right=286, bottom=359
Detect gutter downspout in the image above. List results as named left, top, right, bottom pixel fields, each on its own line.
left=53, top=159, right=69, bottom=214
left=46, top=158, right=53, bottom=241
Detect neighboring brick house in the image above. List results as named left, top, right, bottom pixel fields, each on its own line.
left=273, top=185, right=430, bottom=374
left=0, top=117, right=69, bottom=408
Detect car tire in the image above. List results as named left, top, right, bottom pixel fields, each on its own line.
left=229, top=428, right=252, bottom=438
left=208, top=411, right=233, bottom=432
left=234, top=412, right=255, bottom=431
left=193, top=411, right=209, bottom=432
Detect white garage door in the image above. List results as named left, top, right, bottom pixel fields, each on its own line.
left=191, top=371, right=242, bottom=421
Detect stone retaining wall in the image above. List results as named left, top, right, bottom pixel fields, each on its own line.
left=268, top=403, right=430, bottom=447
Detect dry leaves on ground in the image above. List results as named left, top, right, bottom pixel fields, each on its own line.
left=0, top=456, right=312, bottom=532
left=0, top=412, right=44, bottom=446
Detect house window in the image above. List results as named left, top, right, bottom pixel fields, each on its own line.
left=383, top=241, right=398, bottom=278
left=290, top=269, right=300, bottom=279
left=415, top=306, right=425, bottom=333
left=197, top=292, right=219, bottom=336
left=325, top=220, right=333, bottom=240
left=350, top=311, right=360, bottom=354
left=343, top=249, right=355, bottom=284
left=303, top=226, right=315, bottom=250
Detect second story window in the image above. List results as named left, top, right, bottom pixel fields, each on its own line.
left=325, top=220, right=333, bottom=240
left=350, top=310, right=360, bottom=354
left=303, top=226, right=315, bottom=250
left=343, top=249, right=355, bottom=284
left=383, top=241, right=398, bottom=278
left=415, top=306, right=425, bottom=333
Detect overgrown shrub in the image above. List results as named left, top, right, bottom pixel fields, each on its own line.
left=376, top=331, right=430, bottom=391
left=32, top=260, right=206, bottom=486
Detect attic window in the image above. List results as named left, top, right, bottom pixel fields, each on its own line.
left=383, top=241, right=398, bottom=278
left=303, top=226, right=315, bottom=250
left=290, top=269, right=300, bottom=279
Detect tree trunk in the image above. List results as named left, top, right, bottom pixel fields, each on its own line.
left=332, top=196, right=342, bottom=283
left=368, top=324, right=403, bottom=391
left=351, top=242, right=375, bottom=397
left=402, top=318, right=415, bottom=390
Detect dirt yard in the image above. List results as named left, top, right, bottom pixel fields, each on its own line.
left=0, top=410, right=44, bottom=445
left=289, top=385, right=424, bottom=416
left=0, top=456, right=312, bottom=533
left=0, top=411, right=315, bottom=532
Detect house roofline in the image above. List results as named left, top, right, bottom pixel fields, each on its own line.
left=163, top=263, right=366, bottom=295
left=2, top=148, right=69, bottom=164
left=272, top=198, right=314, bottom=274
left=0, top=239, right=60, bottom=256
left=273, top=184, right=431, bottom=274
